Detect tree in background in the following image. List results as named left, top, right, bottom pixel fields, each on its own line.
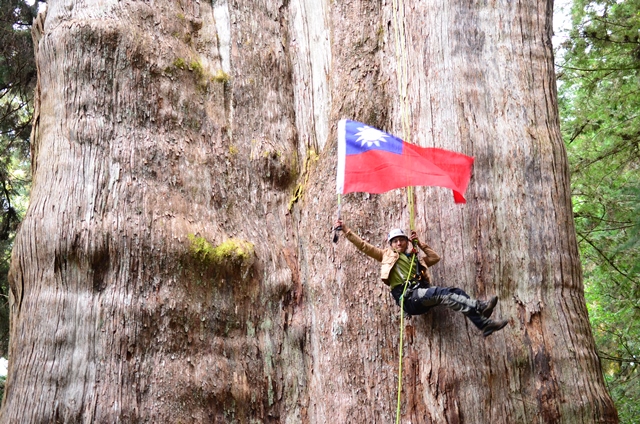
left=0, top=0, right=40, bottom=359
left=557, top=0, right=640, bottom=420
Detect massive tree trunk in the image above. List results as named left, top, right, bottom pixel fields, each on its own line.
left=2, top=0, right=617, bottom=423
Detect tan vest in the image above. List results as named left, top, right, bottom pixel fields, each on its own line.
left=344, top=229, right=441, bottom=285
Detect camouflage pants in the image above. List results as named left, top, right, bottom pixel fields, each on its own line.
left=392, top=285, right=490, bottom=330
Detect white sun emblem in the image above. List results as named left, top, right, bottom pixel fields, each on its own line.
left=355, top=125, right=388, bottom=147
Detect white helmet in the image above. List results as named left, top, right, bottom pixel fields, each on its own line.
left=387, top=228, right=408, bottom=244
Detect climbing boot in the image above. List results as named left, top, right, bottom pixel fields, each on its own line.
left=482, top=319, right=508, bottom=337
left=477, top=296, right=498, bottom=318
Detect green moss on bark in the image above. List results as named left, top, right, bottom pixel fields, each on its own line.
left=187, top=235, right=255, bottom=278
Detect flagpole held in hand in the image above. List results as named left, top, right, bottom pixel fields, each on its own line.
left=333, top=194, right=342, bottom=243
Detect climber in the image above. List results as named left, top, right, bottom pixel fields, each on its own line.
left=334, top=219, right=508, bottom=337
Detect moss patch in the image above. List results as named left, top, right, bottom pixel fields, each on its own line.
left=188, top=235, right=255, bottom=276
left=173, top=57, right=187, bottom=70
left=287, top=149, right=318, bottom=211
left=212, top=69, right=230, bottom=83
left=189, top=60, right=204, bottom=79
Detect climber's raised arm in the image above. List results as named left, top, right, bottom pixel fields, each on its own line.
left=335, top=219, right=384, bottom=262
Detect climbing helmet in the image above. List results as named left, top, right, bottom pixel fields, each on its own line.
left=387, top=228, right=408, bottom=244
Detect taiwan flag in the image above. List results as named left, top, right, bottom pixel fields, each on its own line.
left=336, top=119, right=474, bottom=203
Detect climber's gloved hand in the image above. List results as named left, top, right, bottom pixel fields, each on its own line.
left=333, top=219, right=344, bottom=243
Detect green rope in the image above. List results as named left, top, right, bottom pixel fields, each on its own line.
left=408, top=186, right=415, bottom=231
left=395, top=251, right=416, bottom=424
left=391, top=0, right=415, bottom=233
left=392, top=0, right=417, bottom=418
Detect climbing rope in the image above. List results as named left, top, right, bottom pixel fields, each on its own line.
left=395, top=251, right=416, bottom=424
left=392, top=0, right=415, bottom=421
left=392, top=0, right=415, bottom=231
left=392, top=0, right=411, bottom=145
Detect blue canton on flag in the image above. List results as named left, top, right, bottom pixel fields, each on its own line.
left=343, top=120, right=403, bottom=155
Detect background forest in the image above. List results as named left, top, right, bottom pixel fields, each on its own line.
left=0, top=0, right=38, bottom=360
left=555, top=0, right=640, bottom=421
left=0, top=0, right=637, bottom=421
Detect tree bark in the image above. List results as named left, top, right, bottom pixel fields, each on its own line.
left=2, top=0, right=617, bottom=423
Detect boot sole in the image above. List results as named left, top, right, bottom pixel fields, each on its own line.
left=483, top=320, right=508, bottom=337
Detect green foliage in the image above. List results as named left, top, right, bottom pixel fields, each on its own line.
left=0, top=0, right=41, bottom=358
left=557, top=0, right=640, bottom=421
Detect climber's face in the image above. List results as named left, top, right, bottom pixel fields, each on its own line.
left=390, top=236, right=409, bottom=253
